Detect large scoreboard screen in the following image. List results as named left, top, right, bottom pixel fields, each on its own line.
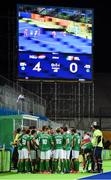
left=17, top=4, right=93, bottom=81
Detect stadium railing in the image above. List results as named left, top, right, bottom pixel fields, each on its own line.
left=0, top=75, right=46, bottom=116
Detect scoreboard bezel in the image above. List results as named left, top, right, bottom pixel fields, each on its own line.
left=16, top=4, right=94, bottom=82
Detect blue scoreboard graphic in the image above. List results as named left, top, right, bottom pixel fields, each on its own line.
left=18, top=52, right=92, bottom=81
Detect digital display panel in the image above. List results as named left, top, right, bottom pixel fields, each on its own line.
left=18, top=52, right=92, bottom=80
left=17, top=4, right=93, bottom=81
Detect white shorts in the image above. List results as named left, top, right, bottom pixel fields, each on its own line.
left=53, top=149, right=63, bottom=159
left=72, top=150, right=79, bottom=159
left=50, top=150, right=54, bottom=159
left=18, top=150, right=22, bottom=160
left=63, top=150, right=71, bottom=159
left=37, top=150, right=40, bottom=159
left=40, top=150, right=51, bottom=160
left=30, top=150, right=36, bottom=160
left=21, top=148, right=29, bottom=159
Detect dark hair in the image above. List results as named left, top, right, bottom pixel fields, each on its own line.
left=26, top=129, right=30, bottom=134
left=31, top=129, right=36, bottom=135
left=71, top=128, right=76, bottom=133
left=16, top=128, right=21, bottom=133
left=42, top=125, right=47, bottom=131
left=63, top=127, right=68, bottom=132
left=56, top=128, right=61, bottom=133
left=93, top=125, right=100, bottom=130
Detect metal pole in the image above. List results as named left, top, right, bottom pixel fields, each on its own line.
left=99, top=108, right=102, bottom=129
left=92, top=83, right=95, bottom=120
left=40, top=81, right=43, bottom=105
left=74, top=83, right=77, bottom=127
left=8, top=10, right=11, bottom=80
left=71, top=83, right=74, bottom=127
left=17, top=103, right=19, bottom=115
left=55, top=82, right=57, bottom=122
left=82, top=83, right=85, bottom=129
left=88, top=84, right=91, bottom=129
left=78, top=82, right=81, bottom=129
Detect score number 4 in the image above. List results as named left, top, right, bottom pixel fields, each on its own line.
left=33, top=62, right=41, bottom=72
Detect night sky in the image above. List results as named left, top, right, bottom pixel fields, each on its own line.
left=0, top=0, right=110, bottom=80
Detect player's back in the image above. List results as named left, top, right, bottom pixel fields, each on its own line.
left=21, top=134, right=30, bottom=149
left=53, top=133, right=63, bottom=150
left=72, top=133, right=81, bottom=151
left=39, top=132, right=51, bottom=151
left=63, top=133, right=72, bottom=150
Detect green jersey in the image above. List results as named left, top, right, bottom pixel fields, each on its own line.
left=82, top=141, right=93, bottom=150
left=17, top=134, right=23, bottom=150
left=30, top=135, right=36, bottom=150
left=39, top=132, right=52, bottom=151
left=35, top=132, right=42, bottom=141
left=53, top=133, right=63, bottom=150
left=63, top=133, right=72, bottom=150
left=72, top=133, right=81, bottom=151
left=20, top=134, right=30, bottom=149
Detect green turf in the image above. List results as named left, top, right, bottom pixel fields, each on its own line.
left=0, top=160, right=111, bottom=180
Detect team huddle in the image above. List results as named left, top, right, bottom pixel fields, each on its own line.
left=13, top=124, right=103, bottom=174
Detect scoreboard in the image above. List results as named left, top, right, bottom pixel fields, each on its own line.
left=18, top=52, right=92, bottom=81
left=17, top=4, right=93, bottom=81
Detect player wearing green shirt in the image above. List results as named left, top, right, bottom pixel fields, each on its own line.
left=52, top=128, right=64, bottom=173
left=71, top=128, right=81, bottom=173
left=34, top=130, right=42, bottom=172
left=39, top=126, right=52, bottom=173
left=81, top=132, right=93, bottom=172
left=63, top=127, right=72, bottom=173
left=30, top=129, right=37, bottom=172
left=17, top=129, right=31, bottom=173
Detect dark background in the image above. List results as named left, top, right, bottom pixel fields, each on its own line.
left=0, top=0, right=110, bottom=81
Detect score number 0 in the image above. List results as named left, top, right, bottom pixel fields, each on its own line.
left=33, top=62, right=78, bottom=73
left=70, top=63, right=78, bottom=73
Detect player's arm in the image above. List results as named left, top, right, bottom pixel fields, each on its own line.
left=91, top=133, right=96, bottom=147
left=81, top=138, right=90, bottom=146
left=51, top=135, right=54, bottom=146
left=27, top=139, right=31, bottom=154
left=72, top=137, right=75, bottom=147
left=81, top=139, right=85, bottom=146
left=12, top=134, right=20, bottom=146
left=51, top=136, right=55, bottom=149
left=31, top=138, right=39, bottom=149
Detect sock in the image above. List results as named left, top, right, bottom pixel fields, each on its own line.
left=45, top=161, right=49, bottom=171
left=20, top=161, right=24, bottom=172
left=86, top=159, right=90, bottom=171
left=28, top=161, right=32, bottom=172
left=36, top=159, right=40, bottom=172
left=49, top=159, right=52, bottom=171
left=52, top=161, right=55, bottom=172
left=55, top=161, right=58, bottom=172
left=31, top=161, right=34, bottom=171
left=25, top=161, right=29, bottom=172
left=63, top=160, right=67, bottom=172
left=67, top=159, right=70, bottom=171
left=40, top=161, right=44, bottom=172
left=74, top=161, right=79, bottom=171
left=60, top=161, right=64, bottom=172
left=17, top=161, right=20, bottom=172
